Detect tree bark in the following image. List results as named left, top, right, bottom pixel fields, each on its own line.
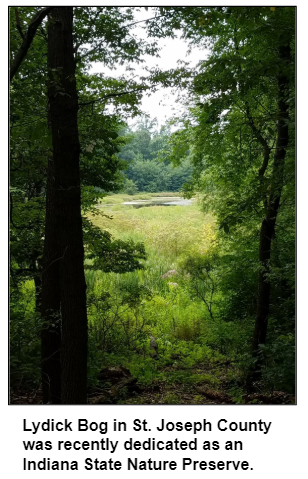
left=252, top=44, right=291, bottom=356
left=47, top=7, right=87, bottom=404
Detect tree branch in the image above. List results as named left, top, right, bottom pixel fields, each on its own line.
left=122, top=14, right=165, bottom=30
left=75, top=14, right=165, bottom=64
left=244, top=103, right=270, bottom=177
left=10, top=7, right=54, bottom=82
left=15, top=8, right=25, bottom=40
left=79, top=87, right=148, bottom=107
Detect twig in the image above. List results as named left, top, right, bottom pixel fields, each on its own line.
left=79, top=87, right=148, bottom=107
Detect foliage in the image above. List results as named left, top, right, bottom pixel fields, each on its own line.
left=10, top=6, right=295, bottom=402
left=159, top=6, right=295, bottom=390
left=10, top=282, right=42, bottom=389
left=123, top=178, right=138, bottom=195
left=118, top=120, right=193, bottom=192
left=83, top=218, right=146, bottom=273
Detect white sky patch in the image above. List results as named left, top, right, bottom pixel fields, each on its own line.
left=89, top=7, right=209, bottom=127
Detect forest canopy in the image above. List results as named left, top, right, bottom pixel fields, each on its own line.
left=10, top=6, right=295, bottom=405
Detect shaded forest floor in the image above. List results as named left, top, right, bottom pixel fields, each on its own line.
left=88, top=363, right=295, bottom=406
left=10, top=361, right=295, bottom=405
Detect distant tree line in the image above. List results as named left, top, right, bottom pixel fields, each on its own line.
left=118, top=120, right=193, bottom=193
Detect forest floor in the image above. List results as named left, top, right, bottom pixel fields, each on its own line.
left=10, top=365, right=295, bottom=405
left=87, top=363, right=295, bottom=406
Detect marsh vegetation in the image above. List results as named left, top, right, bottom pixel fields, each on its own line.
left=11, top=192, right=294, bottom=404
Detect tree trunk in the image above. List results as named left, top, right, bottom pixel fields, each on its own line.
left=47, top=7, right=88, bottom=404
left=252, top=44, right=291, bottom=357
left=41, top=156, right=61, bottom=404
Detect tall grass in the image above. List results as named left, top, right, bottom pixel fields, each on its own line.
left=84, top=195, right=247, bottom=392
left=90, top=202, right=215, bottom=262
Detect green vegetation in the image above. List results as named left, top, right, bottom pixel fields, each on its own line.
left=118, top=120, right=193, bottom=193
left=85, top=190, right=294, bottom=403
left=10, top=193, right=294, bottom=404
left=10, top=6, right=295, bottom=404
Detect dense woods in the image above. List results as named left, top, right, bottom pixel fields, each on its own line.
left=118, top=121, right=193, bottom=193
left=10, top=7, right=295, bottom=404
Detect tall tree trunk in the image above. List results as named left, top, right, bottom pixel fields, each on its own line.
left=41, top=156, right=61, bottom=404
left=48, top=7, right=87, bottom=404
left=252, top=44, right=291, bottom=358
left=47, top=7, right=87, bottom=404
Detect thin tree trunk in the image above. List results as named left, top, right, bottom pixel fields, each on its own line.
left=47, top=7, right=87, bottom=404
left=252, top=44, right=291, bottom=356
left=41, top=156, right=61, bottom=404
left=32, top=185, right=43, bottom=317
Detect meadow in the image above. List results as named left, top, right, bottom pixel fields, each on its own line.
left=10, top=192, right=294, bottom=405
left=85, top=194, right=252, bottom=405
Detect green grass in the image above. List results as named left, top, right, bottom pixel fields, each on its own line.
left=91, top=200, right=214, bottom=259
left=88, top=193, right=217, bottom=321
left=88, top=197, right=216, bottom=303
left=84, top=193, right=248, bottom=403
